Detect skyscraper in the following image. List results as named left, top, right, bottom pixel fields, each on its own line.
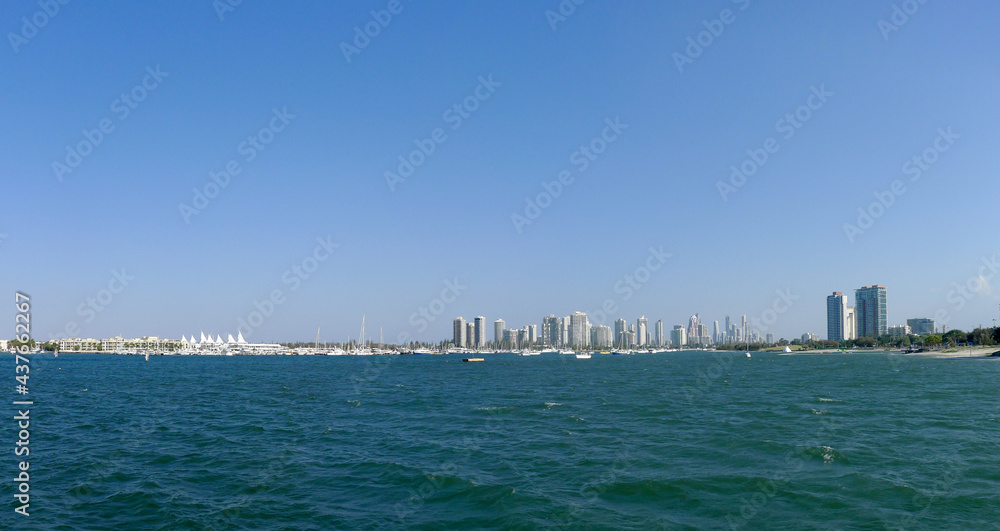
left=671, top=325, right=686, bottom=347
left=473, top=316, right=486, bottom=348
left=845, top=307, right=857, bottom=340
left=542, top=315, right=560, bottom=346
left=614, top=318, right=627, bottom=347
left=466, top=322, right=475, bottom=348
left=725, top=315, right=731, bottom=343
left=713, top=320, right=721, bottom=344
left=570, top=311, right=589, bottom=347
left=655, top=320, right=664, bottom=347
left=494, top=319, right=505, bottom=346
left=453, top=317, right=466, bottom=347
left=526, top=324, right=538, bottom=344
left=855, top=285, right=887, bottom=338
left=827, top=292, right=847, bottom=341
left=636, top=316, right=648, bottom=347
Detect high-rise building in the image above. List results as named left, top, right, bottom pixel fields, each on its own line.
left=827, top=292, right=847, bottom=341
left=466, top=322, right=475, bottom=348
left=671, top=325, right=687, bottom=347
left=494, top=319, right=505, bottom=346
left=855, top=285, right=887, bottom=338
left=636, top=316, right=648, bottom=347
left=526, top=324, right=538, bottom=344
left=766, top=333, right=774, bottom=344
left=560, top=317, right=570, bottom=346
left=687, top=315, right=700, bottom=344
left=474, top=316, right=486, bottom=348
left=845, top=307, right=857, bottom=340
left=713, top=320, right=721, bottom=344
left=591, top=325, right=612, bottom=348
left=542, top=315, right=559, bottom=346
left=907, top=318, right=935, bottom=336
left=614, top=318, right=627, bottom=347
left=655, top=320, right=664, bottom=347
left=453, top=317, right=466, bottom=347
left=725, top=315, right=732, bottom=343
left=570, top=312, right=589, bottom=347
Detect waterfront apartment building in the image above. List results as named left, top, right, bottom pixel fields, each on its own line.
left=845, top=307, right=857, bottom=340
left=466, top=322, right=475, bottom=348
left=855, top=285, right=888, bottom=338
left=827, top=292, right=847, bottom=341
left=542, top=315, right=563, bottom=347
left=614, top=319, right=627, bottom=346
left=474, top=316, right=486, bottom=348
left=671, top=325, right=687, bottom=347
left=453, top=317, right=466, bottom=348
left=889, top=324, right=912, bottom=337
left=655, top=320, right=664, bottom=347
left=907, top=318, right=935, bottom=336
left=591, top=325, right=612, bottom=348
left=569, top=312, right=589, bottom=347
left=494, top=319, right=505, bottom=346
left=636, top=316, right=648, bottom=347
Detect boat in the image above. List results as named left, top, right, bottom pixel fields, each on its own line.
left=519, top=349, right=541, bottom=356
left=783, top=346, right=792, bottom=353
left=575, top=352, right=592, bottom=359
left=462, top=358, right=485, bottom=363
left=558, top=349, right=575, bottom=355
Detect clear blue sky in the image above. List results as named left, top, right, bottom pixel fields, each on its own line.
left=3, top=0, right=999, bottom=343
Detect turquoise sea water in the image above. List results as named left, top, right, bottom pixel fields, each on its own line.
left=3, top=351, right=1000, bottom=530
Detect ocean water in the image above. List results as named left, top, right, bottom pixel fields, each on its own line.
left=3, top=351, right=1000, bottom=530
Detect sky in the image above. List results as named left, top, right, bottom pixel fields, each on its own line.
left=2, top=0, right=999, bottom=344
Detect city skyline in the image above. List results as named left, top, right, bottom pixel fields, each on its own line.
left=3, top=2, right=999, bottom=343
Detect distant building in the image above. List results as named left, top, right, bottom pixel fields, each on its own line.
left=671, top=325, right=687, bottom=347
left=494, top=319, right=505, bottom=346
left=591, top=325, right=612, bottom=348
left=907, top=318, right=935, bottom=336
left=845, top=307, right=857, bottom=340
left=827, top=292, right=847, bottom=341
left=802, top=333, right=818, bottom=343
left=542, top=315, right=560, bottom=346
left=636, top=316, right=648, bottom=347
left=655, top=320, right=664, bottom=347
left=474, top=316, right=487, bottom=348
left=889, top=324, right=912, bottom=337
left=855, top=285, right=887, bottom=338
left=526, top=324, right=538, bottom=344
left=570, top=312, right=589, bottom=347
left=453, top=317, right=466, bottom=347
left=466, top=322, right=475, bottom=348
left=614, top=318, right=627, bottom=346
left=766, top=333, right=774, bottom=344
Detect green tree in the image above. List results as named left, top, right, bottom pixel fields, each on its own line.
left=924, top=334, right=943, bottom=346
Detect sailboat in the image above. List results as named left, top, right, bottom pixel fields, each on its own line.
left=745, top=322, right=751, bottom=358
